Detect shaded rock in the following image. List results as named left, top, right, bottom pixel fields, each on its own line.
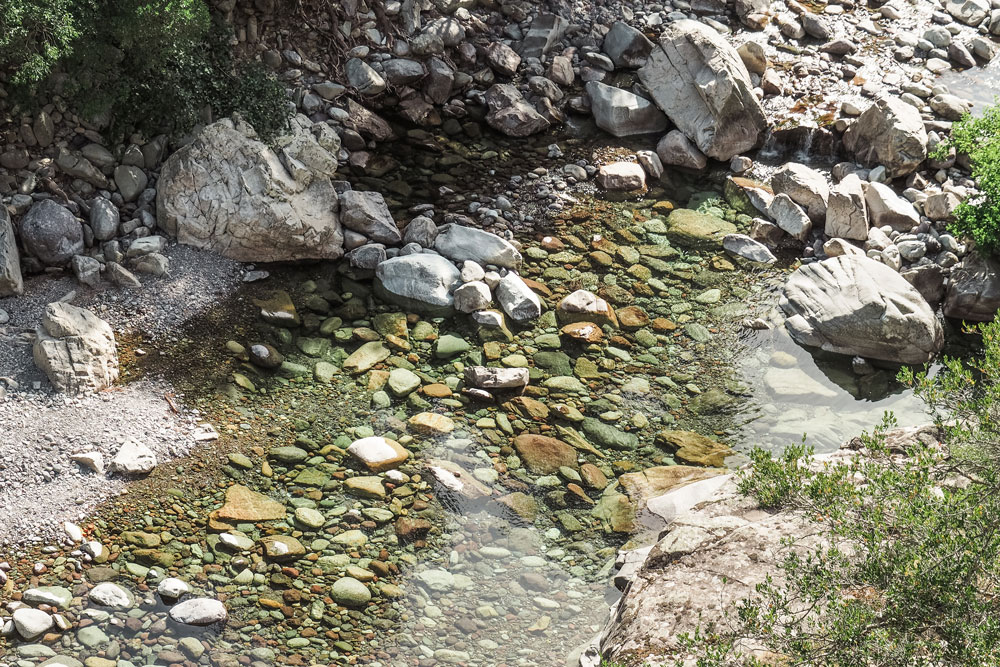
left=603, top=21, right=654, bottom=68
left=943, top=252, right=1000, bottom=321
left=656, top=130, right=708, bottom=170
left=665, top=209, right=737, bottom=250
left=843, top=96, right=928, bottom=177
left=485, top=84, right=549, bottom=137
left=597, top=162, right=647, bottom=190
left=0, top=205, right=23, bottom=296
left=340, top=190, right=401, bottom=245
left=19, top=199, right=84, bottom=266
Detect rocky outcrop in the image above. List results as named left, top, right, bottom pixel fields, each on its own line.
left=0, top=206, right=23, bottom=296
left=157, top=114, right=344, bottom=262
left=780, top=255, right=944, bottom=364
left=842, top=95, right=928, bottom=178
left=943, top=252, right=1000, bottom=321
left=33, top=302, right=119, bottom=393
left=638, top=20, right=768, bottom=161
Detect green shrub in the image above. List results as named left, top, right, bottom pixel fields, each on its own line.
left=933, top=103, right=1000, bottom=253
left=677, top=316, right=1000, bottom=666
left=1, top=0, right=290, bottom=141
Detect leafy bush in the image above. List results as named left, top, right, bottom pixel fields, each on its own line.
left=0, top=0, right=290, bottom=141
left=933, top=104, right=1000, bottom=254
left=677, top=317, right=1000, bottom=666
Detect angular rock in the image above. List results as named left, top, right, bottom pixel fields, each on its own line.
left=33, top=302, right=118, bottom=393
left=638, top=20, right=768, bottom=161
left=842, top=96, right=928, bottom=177
left=864, top=182, right=919, bottom=231
left=435, top=223, right=521, bottom=268
left=375, top=254, right=462, bottom=316
left=722, top=234, right=776, bottom=264
left=486, top=42, right=521, bottom=77
left=824, top=174, right=869, bottom=241
left=214, top=485, right=286, bottom=522
left=556, top=290, right=618, bottom=327
left=780, top=254, right=944, bottom=363
left=665, top=209, right=737, bottom=250
left=943, top=252, right=1000, bottom=321
left=597, top=162, right=647, bottom=191
left=485, top=84, right=549, bottom=137
left=603, top=21, right=654, bottom=68
left=158, top=116, right=343, bottom=262
left=768, top=193, right=812, bottom=241
left=769, top=162, right=829, bottom=221
left=586, top=82, right=668, bottom=137
left=453, top=281, right=492, bottom=313
left=496, top=272, right=542, bottom=321
left=655, top=430, right=733, bottom=467
left=346, top=58, right=386, bottom=95
left=513, top=434, right=577, bottom=473
left=340, top=190, right=401, bottom=245
left=656, top=130, right=708, bottom=170
left=112, top=440, right=157, bottom=475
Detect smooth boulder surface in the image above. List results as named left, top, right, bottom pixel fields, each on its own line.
left=943, top=252, right=1000, bottom=321
left=168, top=598, right=228, bottom=626
left=340, top=190, right=401, bottom=245
left=374, top=254, right=462, bottom=315
left=638, top=20, right=768, bottom=161
left=0, top=205, right=23, bottom=296
left=157, top=115, right=344, bottom=262
left=586, top=81, right=668, bottom=137
left=19, top=199, right=84, bottom=266
left=434, top=223, right=522, bottom=268
left=842, top=95, right=928, bottom=177
left=779, top=254, right=944, bottom=364
left=33, top=302, right=119, bottom=393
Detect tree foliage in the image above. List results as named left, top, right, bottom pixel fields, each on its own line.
left=675, top=317, right=1000, bottom=666
left=934, top=104, right=1000, bottom=254
left=0, top=0, right=290, bottom=141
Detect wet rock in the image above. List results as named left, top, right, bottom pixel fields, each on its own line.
left=33, top=302, right=118, bottom=393
left=665, top=209, right=737, bottom=250
left=435, top=223, right=522, bottom=268
left=343, top=341, right=391, bottom=373
left=943, top=252, right=1000, bottom=321
left=655, top=430, right=733, bottom=467
left=375, top=254, right=461, bottom=315
left=347, top=436, right=410, bottom=472
left=214, top=485, right=286, bottom=522
left=586, top=82, right=668, bottom=137
left=722, top=234, right=776, bottom=264
left=513, top=434, right=577, bottom=473
left=19, top=199, right=84, bottom=266
left=158, top=116, right=344, bottom=262
left=332, top=577, right=372, bottom=608
left=656, top=130, right=707, bottom=170
left=843, top=95, right=928, bottom=177
left=168, top=598, right=228, bottom=626
left=780, top=254, right=944, bottom=363
left=638, top=19, right=768, bottom=160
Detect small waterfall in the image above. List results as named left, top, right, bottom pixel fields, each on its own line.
left=756, top=124, right=843, bottom=167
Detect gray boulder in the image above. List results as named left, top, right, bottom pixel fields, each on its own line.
left=340, top=190, right=402, bottom=245
left=485, top=84, right=550, bottom=137
left=769, top=162, right=828, bottom=221
left=375, top=254, right=462, bottom=316
left=638, top=20, right=768, bottom=161
left=587, top=82, right=668, bottom=137
left=603, top=21, right=654, bottom=68
left=382, top=58, right=425, bottom=86
left=824, top=174, right=869, bottom=241
left=0, top=206, right=23, bottom=296
left=864, top=182, right=919, bottom=231
left=346, top=58, right=386, bottom=96
left=843, top=96, right=928, bottom=177
left=89, top=197, right=120, bottom=241
left=943, top=252, right=1000, bottom=321
left=157, top=115, right=343, bottom=262
left=722, top=234, right=776, bottom=264
left=435, top=223, right=522, bottom=269
left=19, top=199, right=84, bottom=266
left=780, top=254, right=944, bottom=364
left=656, top=130, right=707, bottom=169
left=947, top=0, right=990, bottom=25
left=33, top=302, right=119, bottom=393
left=403, top=216, right=439, bottom=247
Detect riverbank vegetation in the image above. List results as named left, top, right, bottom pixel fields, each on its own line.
left=933, top=103, right=1000, bottom=254
left=677, top=317, right=1000, bottom=665
left=1, top=0, right=289, bottom=140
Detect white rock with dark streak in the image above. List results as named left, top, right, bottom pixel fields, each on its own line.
left=0, top=205, right=22, bottom=296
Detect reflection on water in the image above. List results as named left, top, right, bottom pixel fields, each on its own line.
left=938, top=53, right=1000, bottom=113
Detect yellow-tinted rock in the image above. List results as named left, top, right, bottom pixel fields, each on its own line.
left=408, top=412, right=455, bottom=435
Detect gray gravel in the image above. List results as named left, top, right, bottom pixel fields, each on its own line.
left=0, top=242, right=245, bottom=547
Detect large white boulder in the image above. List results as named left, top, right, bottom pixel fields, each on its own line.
left=374, top=254, right=462, bottom=316
left=33, top=302, right=119, bottom=393
left=779, top=254, right=944, bottom=364
left=842, top=96, right=928, bottom=178
left=638, top=20, right=768, bottom=161
left=157, top=115, right=344, bottom=262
